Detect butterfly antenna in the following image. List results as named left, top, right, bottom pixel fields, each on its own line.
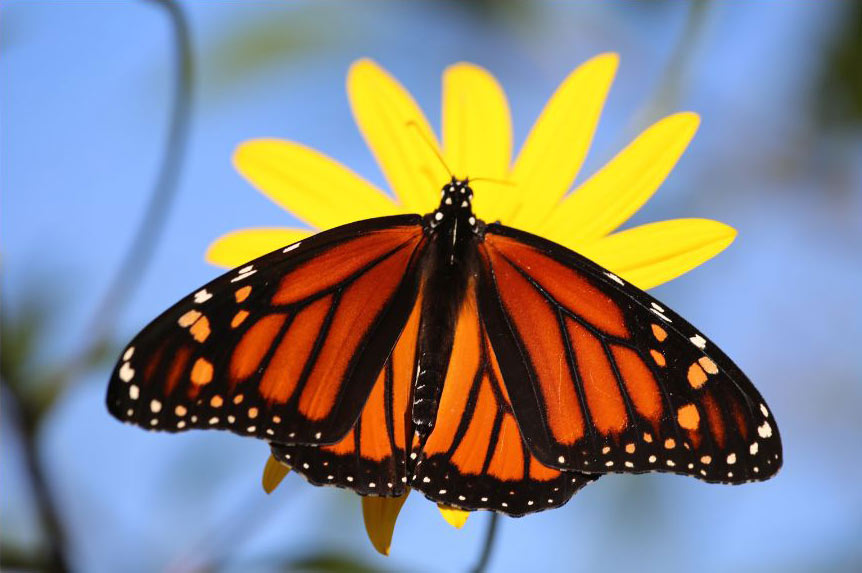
left=467, top=176, right=516, bottom=187
left=405, top=120, right=454, bottom=179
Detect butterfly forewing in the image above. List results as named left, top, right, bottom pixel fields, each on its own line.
left=269, top=290, right=424, bottom=496
left=478, top=225, right=781, bottom=484
left=107, top=215, right=426, bottom=445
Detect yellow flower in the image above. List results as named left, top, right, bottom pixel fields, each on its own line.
left=211, top=55, right=736, bottom=555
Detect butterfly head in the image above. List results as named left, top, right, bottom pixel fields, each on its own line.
left=427, top=177, right=479, bottom=232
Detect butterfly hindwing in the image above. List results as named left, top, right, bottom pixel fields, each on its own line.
left=106, top=215, right=426, bottom=446
left=410, top=285, right=597, bottom=515
left=478, top=224, right=782, bottom=484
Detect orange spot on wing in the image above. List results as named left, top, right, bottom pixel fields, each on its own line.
left=190, top=357, right=213, bottom=386
left=144, top=344, right=166, bottom=384
left=272, top=229, right=420, bottom=305
left=566, top=319, right=627, bottom=435
left=235, top=285, right=252, bottom=303
left=649, top=349, right=666, bottom=367
left=231, top=310, right=249, bottom=328
left=677, top=404, right=700, bottom=430
left=486, top=236, right=628, bottom=338
left=703, top=392, right=726, bottom=449
left=687, top=362, right=708, bottom=389
left=190, top=315, right=211, bottom=343
left=727, top=394, right=750, bottom=440
left=164, top=346, right=191, bottom=395
left=178, top=310, right=201, bottom=327
left=259, top=296, right=332, bottom=404
left=651, top=323, right=668, bottom=342
left=698, top=356, right=719, bottom=375
left=489, top=255, right=585, bottom=444
left=486, top=413, right=525, bottom=481
left=612, top=345, right=662, bottom=423
left=298, top=246, right=415, bottom=421
left=230, top=314, right=287, bottom=381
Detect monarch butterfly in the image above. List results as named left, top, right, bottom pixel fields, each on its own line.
left=107, top=176, right=781, bottom=516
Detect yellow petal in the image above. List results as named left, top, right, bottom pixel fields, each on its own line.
left=261, top=454, right=290, bottom=494
left=234, top=139, right=399, bottom=230
left=205, top=227, right=312, bottom=268
left=362, top=492, right=410, bottom=556
left=573, top=218, right=737, bottom=290
left=540, top=112, right=700, bottom=243
left=442, top=62, right=514, bottom=222
left=437, top=504, right=470, bottom=529
left=348, top=59, right=450, bottom=213
left=506, top=53, right=619, bottom=229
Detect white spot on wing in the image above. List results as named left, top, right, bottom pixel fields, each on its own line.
left=119, top=362, right=135, bottom=382
left=757, top=421, right=773, bottom=438
left=123, top=347, right=135, bottom=361
left=193, top=289, right=212, bottom=304
left=231, top=265, right=257, bottom=283
left=690, top=334, right=707, bottom=349
left=605, top=271, right=624, bottom=285
left=651, top=308, right=672, bottom=322
left=283, top=242, right=301, bottom=253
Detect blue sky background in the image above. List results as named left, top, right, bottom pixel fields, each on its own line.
left=2, top=1, right=861, bottom=571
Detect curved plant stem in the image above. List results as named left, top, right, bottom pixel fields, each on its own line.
left=84, top=0, right=193, bottom=352
left=471, top=512, right=500, bottom=573
left=1, top=383, right=70, bottom=572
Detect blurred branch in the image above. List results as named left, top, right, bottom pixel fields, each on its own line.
left=83, top=0, right=193, bottom=351
left=1, top=382, right=70, bottom=572
left=0, top=1, right=194, bottom=569
left=470, top=511, right=499, bottom=573
left=634, top=0, right=711, bottom=126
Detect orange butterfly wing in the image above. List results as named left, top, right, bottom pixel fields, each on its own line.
left=410, top=286, right=596, bottom=514
left=477, top=225, right=782, bottom=484
left=106, top=216, right=426, bottom=445
left=270, top=291, right=423, bottom=495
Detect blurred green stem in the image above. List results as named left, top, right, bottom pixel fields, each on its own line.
left=471, top=512, right=499, bottom=573
left=3, top=383, right=70, bottom=572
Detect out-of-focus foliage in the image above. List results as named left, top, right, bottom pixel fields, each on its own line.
left=204, top=4, right=355, bottom=90
left=815, top=0, right=862, bottom=128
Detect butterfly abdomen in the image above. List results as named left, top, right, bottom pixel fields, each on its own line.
left=411, top=206, right=483, bottom=439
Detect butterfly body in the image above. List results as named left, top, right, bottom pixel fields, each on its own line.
left=413, top=178, right=484, bottom=439
left=108, top=177, right=781, bottom=516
